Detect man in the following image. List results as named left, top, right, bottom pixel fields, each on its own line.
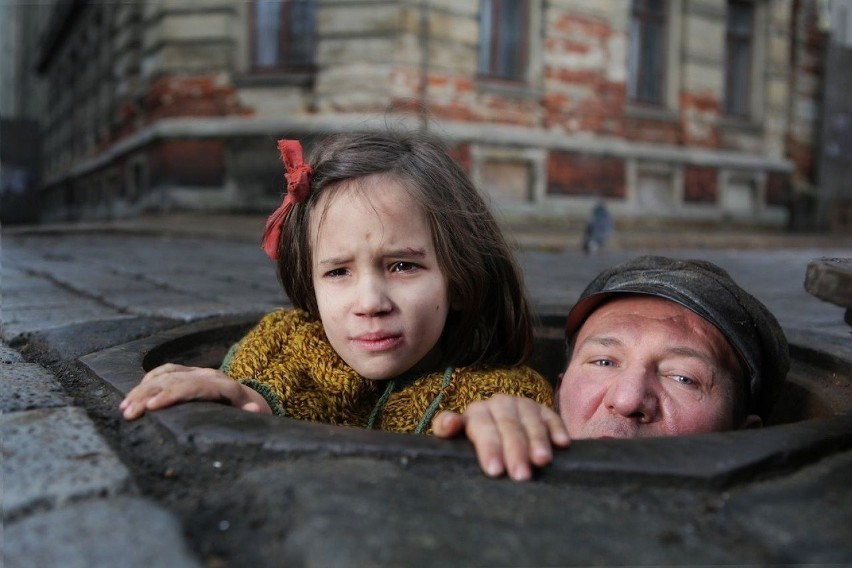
left=432, top=255, right=790, bottom=481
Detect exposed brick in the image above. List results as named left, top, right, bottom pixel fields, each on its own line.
left=547, top=151, right=625, bottom=198
left=787, top=135, right=815, bottom=181
left=144, top=74, right=253, bottom=121
left=680, top=92, right=721, bottom=148
left=447, top=143, right=471, bottom=173
left=551, top=13, right=613, bottom=41
left=148, top=139, right=225, bottom=188
left=684, top=166, right=718, bottom=203
left=624, top=115, right=681, bottom=145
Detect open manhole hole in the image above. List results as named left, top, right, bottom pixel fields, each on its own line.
left=81, top=313, right=852, bottom=488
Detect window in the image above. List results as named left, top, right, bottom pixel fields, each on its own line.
left=251, top=0, right=316, bottom=72
left=477, top=0, right=529, bottom=81
left=628, top=0, right=667, bottom=105
left=724, top=0, right=754, bottom=116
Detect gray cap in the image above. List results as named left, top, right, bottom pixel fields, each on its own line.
left=565, top=255, right=789, bottom=419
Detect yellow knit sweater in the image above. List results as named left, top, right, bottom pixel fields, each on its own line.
left=222, top=309, right=553, bottom=434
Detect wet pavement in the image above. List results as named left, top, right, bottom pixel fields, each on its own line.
left=2, top=215, right=852, bottom=567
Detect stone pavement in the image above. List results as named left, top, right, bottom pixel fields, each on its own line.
left=2, top=216, right=852, bottom=567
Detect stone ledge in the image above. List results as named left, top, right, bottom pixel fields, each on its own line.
left=805, top=257, right=852, bottom=308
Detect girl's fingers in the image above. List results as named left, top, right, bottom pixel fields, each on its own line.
left=516, top=402, right=553, bottom=467
left=461, top=402, right=507, bottom=478
left=140, top=363, right=193, bottom=383
left=121, top=366, right=241, bottom=421
left=541, top=406, right=571, bottom=447
left=491, top=402, right=532, bottom=481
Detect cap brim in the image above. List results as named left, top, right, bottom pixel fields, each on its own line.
left=565, top=292, right=618, bottom=339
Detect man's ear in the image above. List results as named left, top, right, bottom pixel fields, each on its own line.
left=740, top=414, right=763, bottom=429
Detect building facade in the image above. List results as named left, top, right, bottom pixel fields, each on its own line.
left=9, top=0, right=842, bottom=228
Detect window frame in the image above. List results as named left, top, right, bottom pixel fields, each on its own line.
left=724, top=0, right=755, bottom=117
left=477, top=0, right=531, bottom=83
left=627, top=0, right=669, bottom=106
left=248, top=0, right=317, bottom=75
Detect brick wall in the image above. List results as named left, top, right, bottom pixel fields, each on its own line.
left=148, top=140, right=225, bottom=188
left=547, top=152, right=625, bottom=199
left=684, top=166, right=718, bottom=203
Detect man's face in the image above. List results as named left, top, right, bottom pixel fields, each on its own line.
left=558, top=295, right=759, bottom=439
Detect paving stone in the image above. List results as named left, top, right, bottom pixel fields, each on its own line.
left=0, top=362, right=71, bottom=412
left=0, top=343, right=24, bottom=363
left=1, top=406, right=133, bottom=517
left=4, top=496, right=201, bottom=568
left=18, top=316, right=180, bottom=363
left=1, top=306, right=131, bottom=342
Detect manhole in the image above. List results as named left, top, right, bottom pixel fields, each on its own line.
left=81, top=313, right=852, bottom=488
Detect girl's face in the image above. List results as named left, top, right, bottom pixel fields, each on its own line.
left=309, top=175, right=450, bottom=380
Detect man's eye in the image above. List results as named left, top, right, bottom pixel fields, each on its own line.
left=672, top=375, right=696, bottom=386
left=390, top=261, right=418, bottom=273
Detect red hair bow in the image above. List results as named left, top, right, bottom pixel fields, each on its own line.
left=261, top=139, right=313, bottom=260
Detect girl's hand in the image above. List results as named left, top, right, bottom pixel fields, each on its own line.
left=431, top=394, right=570, bottom=481
left=119, top=363, right=272, bottom=420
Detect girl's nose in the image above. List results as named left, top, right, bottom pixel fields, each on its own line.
left=603, top=365, right=659, bottom=423
left=353, top=276, right=392, bottom=316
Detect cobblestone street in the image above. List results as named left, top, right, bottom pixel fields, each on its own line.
left=2, top=218, right=852, bottom=567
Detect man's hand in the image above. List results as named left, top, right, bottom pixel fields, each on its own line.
left=432, top=394, right=570, bottom=481
left=119, top=363, right=272, bottom=420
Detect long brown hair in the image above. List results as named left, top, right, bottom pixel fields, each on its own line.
left=275, top=131, right=534, bottom=367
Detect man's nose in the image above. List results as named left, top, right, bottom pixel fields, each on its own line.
left=353, top=275, right=392, bottom=316
left=602, top=365, right=659, bottom=423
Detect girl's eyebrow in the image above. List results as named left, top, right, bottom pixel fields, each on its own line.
left=317, top=254, right=352, bottom=266
left=383, top=247, right=426, bottom=258
left=316, top=248, right=427, bottom=266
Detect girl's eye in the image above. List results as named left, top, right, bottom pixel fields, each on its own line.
left=592, top=359, right=615, bottom=367
left=324, top=268, right=348, bottom=278
left=390, top=261, right=418, bottom=273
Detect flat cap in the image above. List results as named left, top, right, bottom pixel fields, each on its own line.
left=566, top=255, right=789, bottom=419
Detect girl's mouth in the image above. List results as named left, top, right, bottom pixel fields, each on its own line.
left=352, top=333, right=403, bottom=352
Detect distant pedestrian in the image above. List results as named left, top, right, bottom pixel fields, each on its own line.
left=120, top=132, right=552, bottom=433
left=582, top=201, right=613, bottom=254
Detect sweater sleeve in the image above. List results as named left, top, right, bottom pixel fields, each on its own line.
left=438, top=365, right=554, bottom=417
left=221, top=309, right=308, bottom=416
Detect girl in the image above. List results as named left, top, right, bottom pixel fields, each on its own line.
left=121, top=132, right=552, bottom=434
